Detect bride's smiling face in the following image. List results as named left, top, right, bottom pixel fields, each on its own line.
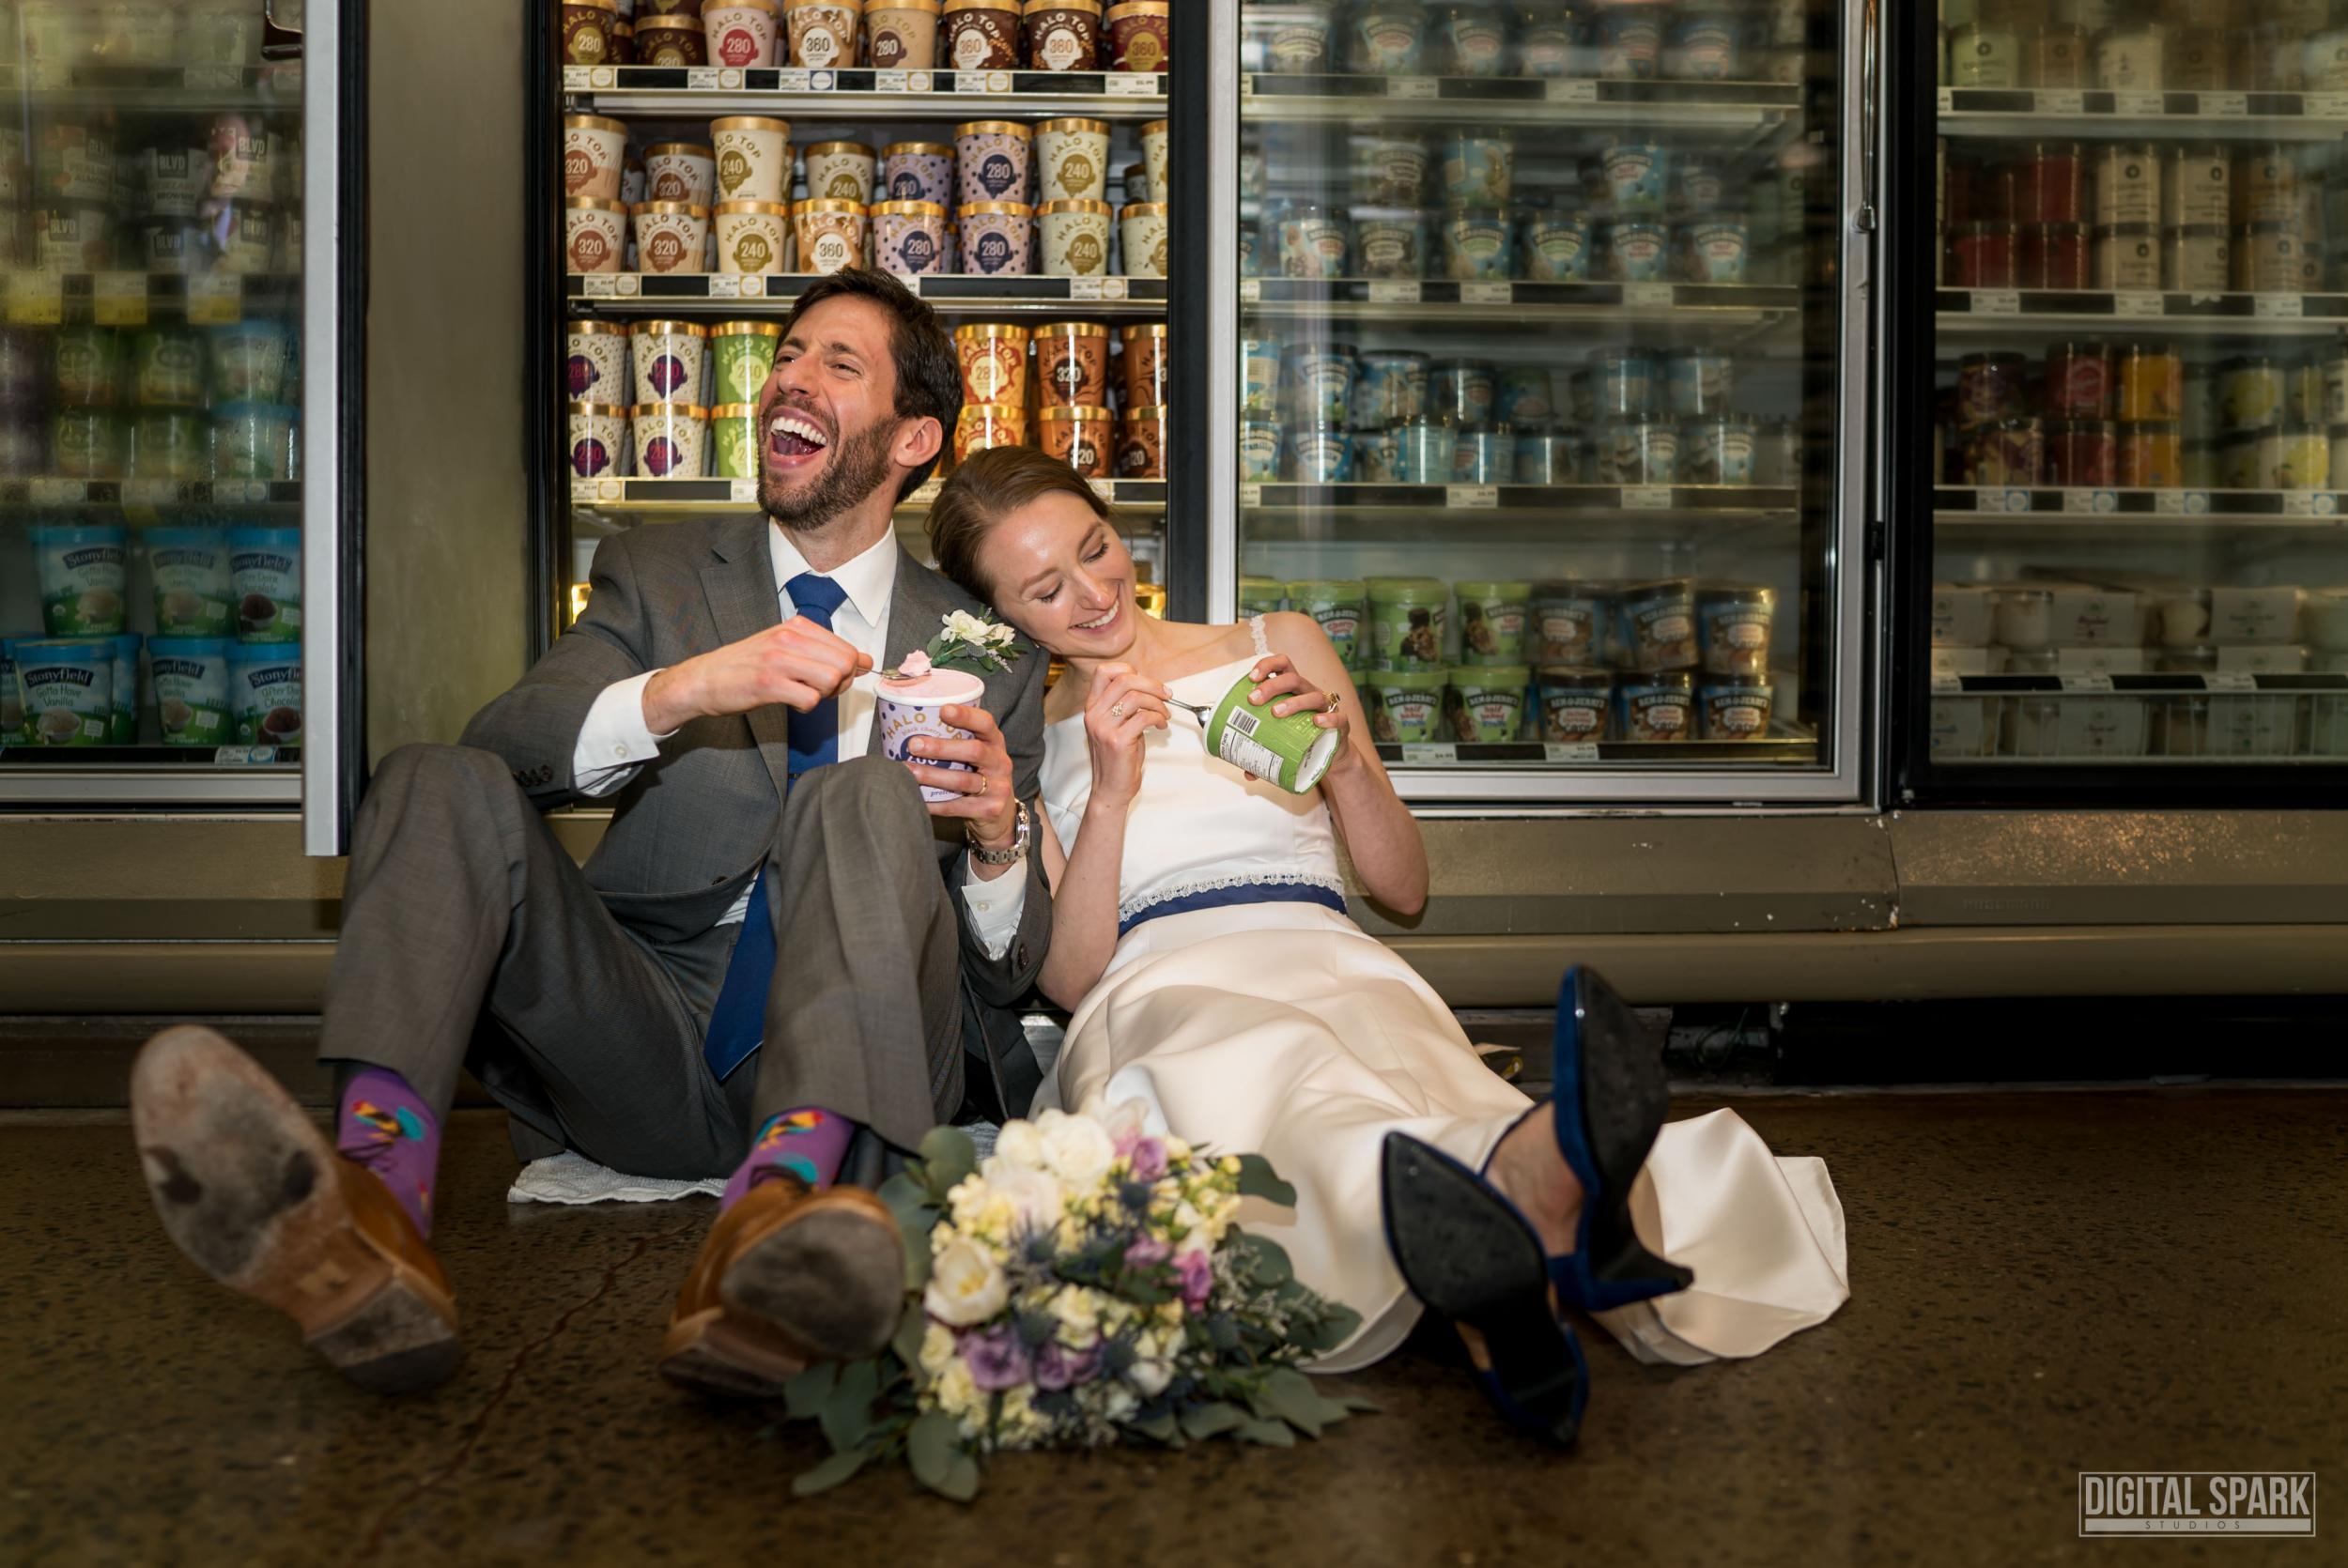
left=973, top=490, right=1139, bottom=659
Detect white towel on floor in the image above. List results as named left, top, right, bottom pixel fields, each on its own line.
left=507, top=1151, right=723, bottom=1205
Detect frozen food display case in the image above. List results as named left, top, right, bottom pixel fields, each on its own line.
left=1895, top=0, right=2348, bottom=801
left=1203, top=0, right=1876, bottom=803
left=0, top=0, right=364, bottom=850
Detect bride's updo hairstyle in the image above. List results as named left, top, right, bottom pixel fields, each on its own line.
left=925, top=444, right=1118, bottom=604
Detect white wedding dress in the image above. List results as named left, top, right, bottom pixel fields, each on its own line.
left=1037, top=618, right=1851, bottom=1374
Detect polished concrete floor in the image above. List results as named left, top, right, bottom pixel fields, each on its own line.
left=2, top=1088, right=2341, bottom=1567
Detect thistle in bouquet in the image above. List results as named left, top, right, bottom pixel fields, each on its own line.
left=777, top=1100, right=1374, bottom=1502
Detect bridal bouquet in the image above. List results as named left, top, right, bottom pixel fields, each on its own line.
left=779, top=1100, right=1370, bottom=1501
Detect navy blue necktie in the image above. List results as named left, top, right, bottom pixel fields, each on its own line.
left=703, top=572, right=851, bottom=1082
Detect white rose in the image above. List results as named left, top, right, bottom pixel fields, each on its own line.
left=1127, top=1356, right=1172, bottom=1397
left=925, top=1237, right=1011, bottom=1327
left=1034, top=1108, right=1116, bottom=1187
left=919, top=1320, right=958, bottom=1378
left=945, top=609, right=989, bottom=643
left=986, top=1164, right=1066, bottom=1235
left=991, top=1119, right=1045, bottom=1170
left=1101, top=1384, right=1139, bottom=1423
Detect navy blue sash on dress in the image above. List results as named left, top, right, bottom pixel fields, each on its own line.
left=1116, top=881, right=1347, bottom=939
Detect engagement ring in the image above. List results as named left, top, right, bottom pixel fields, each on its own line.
left=1110, top=702, right=1125, bottom=718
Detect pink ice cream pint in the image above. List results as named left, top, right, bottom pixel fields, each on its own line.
left=877, top=651, right=988, bottom=803
left=1204, top=671, right=1341, bottom=793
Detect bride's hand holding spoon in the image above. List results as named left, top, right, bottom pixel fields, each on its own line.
left=1085, top=663, right=1171, bottom=805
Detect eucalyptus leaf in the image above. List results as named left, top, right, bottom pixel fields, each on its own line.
left=1180, top=1401, right=1248, bottom=1440
left=820, top=1360, right=880, bottom=1454
left=918, top=1126, right=978, bottom=1198
left=1236, top=1418, right=1297, bottom=1448
left=790, top=1446, right=873, bottom=1499
left=783, top=1362, right=837, bottom=1421
left=907, top=1409, right=964, bottom=1492
left=891, top=1304, right=930, bottom=1370
left=1130, top=1410, right=1179, bottom=1444
left=939, top=1453, right=982, bottom=1503
left=1232, top=1153, right=1298, bottom=1207
left=1262, top=1368, right=1330, bottom=1436
left=1231, top=1233, right=1293, bottom=1286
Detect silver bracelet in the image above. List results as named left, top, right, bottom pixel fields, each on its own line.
left=967, top=799, right=1030, bottom=866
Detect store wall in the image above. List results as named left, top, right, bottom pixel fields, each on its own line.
left=362, top=0, right=532, bottom=762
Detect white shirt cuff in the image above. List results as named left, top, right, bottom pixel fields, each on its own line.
left=959, top=857, right=1027, bottom=961
left=572, top=669, right=675, bottom=798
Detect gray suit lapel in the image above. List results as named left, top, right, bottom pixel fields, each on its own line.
left=700, top=515, right=791, bottom=804
left=886, top=546, right=943, bottom=674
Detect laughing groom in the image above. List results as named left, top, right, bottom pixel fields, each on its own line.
left=129, top=269, right=1051, bottom=1398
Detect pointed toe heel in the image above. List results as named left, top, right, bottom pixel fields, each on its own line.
left=1550, top=966, right=1694, bottom=1313
left=1381, top=1132, right=1586, bottom=1447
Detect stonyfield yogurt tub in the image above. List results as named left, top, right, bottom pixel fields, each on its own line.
left=230, top=644, right=303, bottom=746
left=229, top=526, right=301, bottom=643
left=1205, top=669, right=1343, bottom=792
left=148, top=526, right=234, bottom=637
left=32, top=522, right=129, bottom=636
left=11, top=639, right=113, bottom=746
left=875, top=655, right=985, bottom=801
left=148, top=636, right=236, bottom=745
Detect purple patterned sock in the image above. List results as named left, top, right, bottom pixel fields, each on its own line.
left=335, top=1067, right=441, bottom=1237
left=720, top=1107, right=857, bottom=1212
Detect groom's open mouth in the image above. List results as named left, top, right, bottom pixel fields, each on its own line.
left=765, top=407, right=833, bottom=477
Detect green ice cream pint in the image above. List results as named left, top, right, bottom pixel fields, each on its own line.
left=1287, top=578, right=1366, bottom=668
left=1366, top=666, right=1446, bottom=743
left=1367, top=577, right=1447, bottom=671
left=1205, top=670, right=1343, bottom=793
left=1445, top=665, right=1529, bottom=743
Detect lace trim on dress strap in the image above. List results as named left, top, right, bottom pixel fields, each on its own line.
left=1247, top=613, right=1270, bottom=656
left=1117, top=870, right=1346, bottom=927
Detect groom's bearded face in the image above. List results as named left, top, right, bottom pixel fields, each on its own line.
left=757, top=299, right=910, bottom=533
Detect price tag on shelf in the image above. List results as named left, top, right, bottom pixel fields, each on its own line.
left=1460, top=281, right=1510, bottom=305
left=1545, top=79, right=1599, bottom=103
left=706, top=274, right=742, bottom=298
left=595, top=478, right=623, bottom=502
left=2283, top=491, right=2330, bottom=515
left=2256, top=293, right=2305, bottom=318
left=776, top=68, right=811, bottom=91
left=1106, top=72, right=1159, bottom=98
left=29, top=477, right=85, bottom=506
left=874, top=69, right=908, bottom=92
left=1929, top=674, right=1962, bottom=695
left=2062, top=488, right=2117, bottom=513
left=582, top=272, right=617, bottom=297
left=2155, top=489, right=2210, bottom=515
left=2114, top=291, right=2163, bottom=317
left=570, top=480, right=597, bottom=506
left=186, top=274, right=241, bottom=324
left=2201, top=92, right=2248, bottom=116
left=2206, top=671, right=2259, bottom=692
left=729, top=479, right=758, bottom=503
left=1238, top=483, right=1263, bottom=509
left=1240, top=278, right=1260, bottom=303
left=907, top=70, right=935, bottom=92
left=213, top=746, right=280, bottom=766
left=2060, top=673, right=2114, bottom=693
left=1975, top=486, right=2031, bottom=513
left=1972, top=289, right=2020, bottom=315
left=121, top=479, right=174, bottom=508
left=1624, top=282, right=1673, bottom=307
left=1399, top=744, right=1458, bottom=765
left=2114, top=89, right=2164, bottom=115
left=1542, top=743, right=1600, bottom=763
left=564, top=67, right=591, bottom=90
left=92, top=272, right=147, bottom=327
left=1446, top=485, right=1498, bottom=509
left=687, top=67, right=718, bottom=90
left=811, top=70, right=837, bottom=90
left=719, top=69, right=744, bottom=89
left=615, top=274, right=641, bottom=296
left=954, top=69, right=994, bottom=93
left=1386, top=76, right=1438, bottom=99
left=1936, top=87, right=1953, bottom=113
left=1070, top=276, right=1128, bottom=300
left=1622, top=485, right=1672, bottom=509
left=740, top=274, right=766, bottom=297
left=2040, top=89, right=2084, bottom=115
left=589, top=66, right=617, bottom=88
left=2310, top=92, right=2348, bottom=118
left=5, top=273, right=61, bottom=326
left=1367, top=280, right=1421, bottom=304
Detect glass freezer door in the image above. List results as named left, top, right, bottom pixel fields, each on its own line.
left=0, top=0, right=356, bottom=843
left=1210, top=0, right=1872, bottom=803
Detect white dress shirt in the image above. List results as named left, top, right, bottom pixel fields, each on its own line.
left=570, top=524, right=1026, bottom=957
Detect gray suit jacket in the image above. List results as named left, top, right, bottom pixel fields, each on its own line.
left=458, top=514, right=1053, bottom=1113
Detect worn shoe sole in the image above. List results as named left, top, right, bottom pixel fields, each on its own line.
left=660, top=1195, right=904, bottom=1399
left=129, top=1026, right=462, bottom=1394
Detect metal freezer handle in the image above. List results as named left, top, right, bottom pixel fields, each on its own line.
left=1856, top=0, right=1878, bottom=233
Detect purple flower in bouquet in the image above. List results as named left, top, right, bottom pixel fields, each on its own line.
left=1127, top=1137, right=1168, bottom=1183
left=964, top=1324, right=1034, bottom=1392
left=1033, top=1338, right=1102, bottom=1391
left=1123, top=1235, right=1172, bottom=1270
left=1176, top=1246, right=1215, bottom=1310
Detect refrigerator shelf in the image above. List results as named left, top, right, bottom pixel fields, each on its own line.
left=1242, top=278, right=1799, bottom=326
left=1934, top=488, right=2348, bottom=526
left=563, top=65, right=1166, bottom=118
left=1242, top=483, right=1800, bottom=513
left=1937, top=289, right=2348, bottom=339
left=0, top=63, right=302, bottom=113
left=0, top=746, right=300, bottom=767
left=1936, top=85, right=2348, bottom=141
left=1376, top=736, right=1820, bottom=767
left=0, top=479, right=302, bottom=513
left=3, top=272, right=299, bottom=326
left=1933, top=674, right=2348, bottom=695
left=567, top=272, right=1166, bottom=316
left=569, top=475, right=1165, bottom=520
left=1243, top=73, right=1800, bottom=131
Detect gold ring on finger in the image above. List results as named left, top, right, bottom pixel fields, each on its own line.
left=1325, top=694, right=1341, bottom=714
left=978, top=773, right=990, bottom=795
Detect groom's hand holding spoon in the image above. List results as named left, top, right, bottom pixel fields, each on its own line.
left=1085, top=664, right=1170, bottom=804
left=640, top=616, right=871, bottom=732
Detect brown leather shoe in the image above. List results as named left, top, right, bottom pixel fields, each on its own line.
left=130, top=1025, right=462, bottom=1394
left=659, top=1174, right=904, bottom=1399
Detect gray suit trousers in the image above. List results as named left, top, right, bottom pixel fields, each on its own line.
left=318, top=743, right=962, bottom=1178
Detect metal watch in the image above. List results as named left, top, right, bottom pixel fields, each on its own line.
left=967, top=798, right=1030, bottom=866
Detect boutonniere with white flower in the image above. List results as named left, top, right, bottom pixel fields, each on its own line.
left=888, top=608, right=1026, bottom=679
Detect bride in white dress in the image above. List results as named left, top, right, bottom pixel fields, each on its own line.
left=923, top=449, right=1848, bottom=1439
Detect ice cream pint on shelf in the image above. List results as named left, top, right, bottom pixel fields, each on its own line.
left=945, top=0, right=1022, bottom=69
left=1023, top=0, right=1103, bottom=70
left=31, top=522, right=130, bottom=637
left=868, top=0, right=942, bottom=66
left=229, top=526, right=302, bottom=643
left=957, top=200, right=1034, bottom=274
left=805, top=141, right=877, bottom=204
left=632, top=201, right=712, bottom=275
left=1204, top=670, right=1342, bottom=793
left=569, top=402, right=629, bottom=477
left=703, top=0, right=780, bottom=66
left=11, top=639, right=114, bottom=746
left=954, top=321, right=1029, bottom=407
left=644, top=142, right=718, bottom=207
left=712, top=116, right=792, bottom=204
left=873, top=200, right=950, bottom=274
left=710, top=319, right=782, bottom=404
left=1446, top=667, right=1529, bottom=744
left=784, top=0, right=861, bottom=66
left=567, top=318, right=630, bottom=403
left=1365, top=668, right=1445, bottom=744
left=884, top=141, right=955, bottom=205
left=148, top=526, right=235, bottom=637
left=1105, top=0, right=1168, bottom=69
left=716, top=199, right=791, bottom=273
left=565, top=197, right=627, bottom=273
left=563, top=114, right=627, bottom=201
left=793, top=198, right=868, bottom=275
left=1120, top=201, right=1168, bottom=278
left=875, top=651, right=986, bottom=802
left=149, top=636, right=236, bottom=746
left=229, top=645, right=303, bottom=746
left=632, top=404, right=711, bottom=477
left=956, top=121, right=1033, bottom=206
left=1039, top=198, right=1112, bottom=276
left=710, top=403, right=763, bottom=479
left=1036, top=117, right=1110, bottom=204
left=630, top=319, right=709, bottom=407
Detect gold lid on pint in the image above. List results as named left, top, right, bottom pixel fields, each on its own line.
left=711, top=320, right=785, bottom=336
left=954, top=321, right=1031, bottom=341
left=629, top=319, right=711, bottom=336
left=954, top=120, right=1034, bottom=139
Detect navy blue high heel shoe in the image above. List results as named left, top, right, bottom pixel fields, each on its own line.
left=1381, top=1132, right=1588, bottom=1447
left=1543, top=965, right=1693, bottom=1313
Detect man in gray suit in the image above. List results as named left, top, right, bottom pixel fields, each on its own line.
left=129, top=270, right=1051, bottom=1399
